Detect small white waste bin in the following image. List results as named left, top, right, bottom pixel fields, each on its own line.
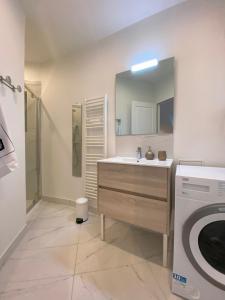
left=75, top=197, right=88, bottom=224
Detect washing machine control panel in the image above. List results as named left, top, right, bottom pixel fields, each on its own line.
left=217, top=181, right=225, bottom=197
left=176, top=176, right=225, bottom=202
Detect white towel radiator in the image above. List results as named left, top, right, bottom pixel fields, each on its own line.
left=84, top=95, right=107, bottom=208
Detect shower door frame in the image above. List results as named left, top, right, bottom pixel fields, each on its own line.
left=25, top=82, right=42, bottom=212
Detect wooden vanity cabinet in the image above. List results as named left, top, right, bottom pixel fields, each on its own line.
left=97, top=162, right=172, bottom=267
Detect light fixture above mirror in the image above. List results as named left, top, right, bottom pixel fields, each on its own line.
left=131, top=58, right=158, bottom=72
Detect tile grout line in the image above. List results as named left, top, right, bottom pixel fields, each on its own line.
left=70, top=222, right=82, bottom=300
left=73, top=251, right=164, bottom=276
left=0, top=276, right=73, bottom=299
left=0, top=274, right=74, bottom=285
left=16, top=242, right=80, bottom=252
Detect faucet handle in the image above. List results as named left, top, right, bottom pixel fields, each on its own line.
left=136, top=146, right=142, bottom=159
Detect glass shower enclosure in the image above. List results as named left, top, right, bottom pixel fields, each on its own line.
left=24, top=83, right=42, bottom=212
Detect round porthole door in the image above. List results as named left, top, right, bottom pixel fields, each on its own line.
left=183, top=203, right=225, bottom=290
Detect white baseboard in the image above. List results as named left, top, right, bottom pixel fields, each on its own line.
left=42, top=196, right=76, bottom=207
left=0, top=224, right=28, bottom=269
left=0, top=200, right=44, bottom=269
left=42, top=195, right=98, bottom=214
left=26, top=199, right=43, bottom=223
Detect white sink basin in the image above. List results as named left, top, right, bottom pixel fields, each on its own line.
left=118, top=157, right=139, bottom=163
left=98, top=156, right=173, bottom=168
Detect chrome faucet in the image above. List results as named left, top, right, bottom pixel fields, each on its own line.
left=136, top=146, right=142, bottom=160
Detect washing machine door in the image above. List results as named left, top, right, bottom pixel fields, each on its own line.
left=183, top=203, right=225, bottom=290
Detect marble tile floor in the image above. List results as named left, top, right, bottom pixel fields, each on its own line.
left=0, top=201, right=182, bottom=300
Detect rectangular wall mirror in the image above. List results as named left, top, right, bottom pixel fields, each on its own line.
left=72, top=104, right=82, bottom=177
left=115, top=57, right=175, bottom=136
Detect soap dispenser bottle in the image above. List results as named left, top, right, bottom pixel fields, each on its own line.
left=145, top=146, right=154, bottom=160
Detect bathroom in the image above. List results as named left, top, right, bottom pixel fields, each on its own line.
left=0, top=0, right=225, bottom=299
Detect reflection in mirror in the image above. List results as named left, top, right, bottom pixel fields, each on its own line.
left=72, top=104, right=82, bottom=177
left=115, top=57, right=174, bottom=136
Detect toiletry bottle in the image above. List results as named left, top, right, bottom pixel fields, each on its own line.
left=158, top=151, right=167, bottom=161
left=145, top=146, right=154, bottom=160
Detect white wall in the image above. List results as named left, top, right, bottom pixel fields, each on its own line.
left=25, top=64, right=42, bottom=82
left=25, top=0, right=225, bottom=208
left=0, top=1, right=25, bottom=260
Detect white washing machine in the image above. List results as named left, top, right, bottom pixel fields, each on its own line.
left=172, top=165, right=225, bottom=300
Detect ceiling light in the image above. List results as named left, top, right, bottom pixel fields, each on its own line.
left=131, top=59, right=158, bottom=72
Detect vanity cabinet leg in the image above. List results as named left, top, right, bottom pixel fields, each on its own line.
left=100, top=213, right=105, bottom=241
left=163, top=234, right=168, bottom=267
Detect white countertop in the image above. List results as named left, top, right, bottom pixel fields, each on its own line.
left=98, top=156, right=173, bottom=168
left=176, top=165, right=225, bottom=180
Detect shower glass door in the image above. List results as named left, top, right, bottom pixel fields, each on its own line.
left=25, top=83, right=41, bottom=212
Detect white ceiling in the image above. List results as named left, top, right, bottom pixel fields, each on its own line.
left=20, top=0, right=186, bottom=63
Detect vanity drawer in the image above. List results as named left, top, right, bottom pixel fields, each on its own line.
left=98, top=187, right=168, bottom=234
left=98, top=162, right=168, bottom=199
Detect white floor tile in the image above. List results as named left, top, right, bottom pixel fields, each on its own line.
left=72, top=263, right=182, bottom=300
left=0, top=276, right=73, bottom=300
left=30, top=213, right=76, bottom=230
left=0, top=202, right=179, bottom=300
left=38, top=203, right=76, bottom=219
left=0, top=246, right=77, bottom=282
left=17, top=225, right=81, bottom=250
left=75, top=222, right=162, bottom=274
left=79, top=218, right=117, bottom=244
